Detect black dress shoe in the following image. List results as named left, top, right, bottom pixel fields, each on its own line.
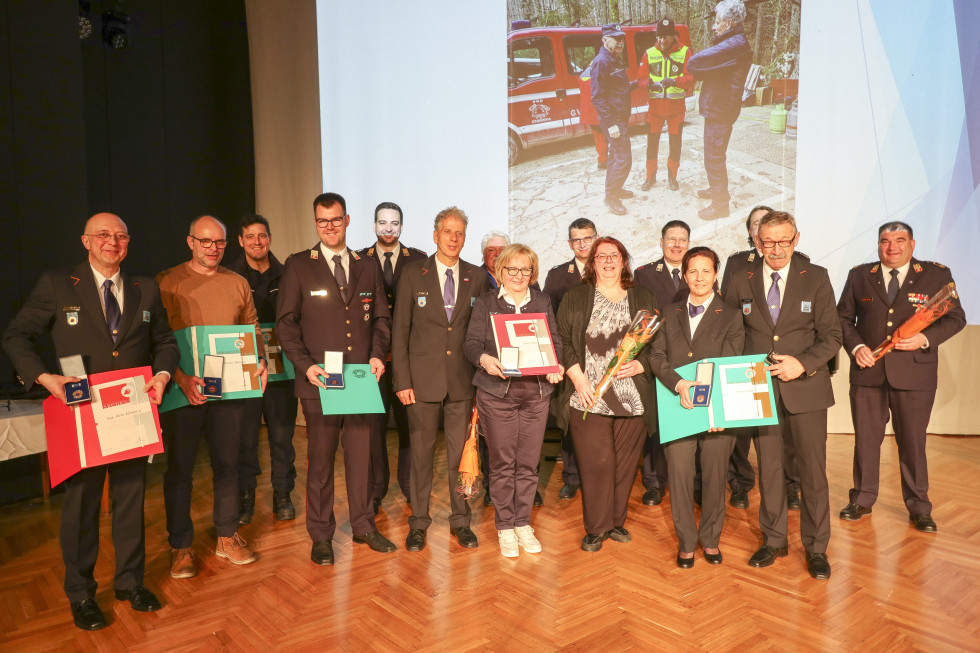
left=786, top=489, right=802, bottom=511
left=353, top=528, right=397, bottom=553
left=839, top=503, right=872, bottom=521
left=406, top=529, right=427, bottom=552
left=730, top=490, right=749, bottom=509
left=909, top=513, right=937, bottom=533
left=114, top=585, right=162, bottom=612
left=676, top=554, right=695, bottom=569
left=667, top=176, right=679, bottom=191
left=806, top=552, right=831, bottom=580
left=238, top=488, right=255, bottom=525
left=273, top=492, right=296, bottom=521
left=533, top=490, right=544, bottom=507
left=704, top=550, right=723, bottom=565
left=748, top=544, right=789, bottom=568
left=450, top=526, right=479, bottom=548
left=605, top=196, right=627, bottom=215
left=696, top=188, right=713, bottom=199
left=311, top=540, right=334, bottom=565
left=559, top=483, right=580, bottom=500
left=642, top=488, right=663, bottom=506
left=483, top=491, right=493, bottom=507
left=607, top=526, right=631, bottom=543
left=581, top=532, right=607, bottom=552
left=616, top=188, right=635, bottom=199
left=640, top=176, right=656, bottom=191
left=70, top=598, right=107, bottom=631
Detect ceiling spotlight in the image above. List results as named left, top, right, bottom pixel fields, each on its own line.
left=78, top=1, right=93, bottom=40
left=102, top=10, right=130, bottom=50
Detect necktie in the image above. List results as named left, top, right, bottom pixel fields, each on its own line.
left=332, top=255, right=348, bottom=302
left=671, top=267, right=681, bottom=291
left=688, top=303, right=705, bottom=318
left=887, top=268, right=899, bottom=304
left=767, top=272, right=781, bottom=323
left=383, top=251, right=394, bottom=290
left=103, top=279, right=121, bottom=342
left=444, top=269, right=455, bottom=321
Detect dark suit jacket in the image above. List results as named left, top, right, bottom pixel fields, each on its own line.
left=543, top=258, right=583, bottom=314
left=553, top=283, right=659, bottom=433
left=722, top=255, right=842, bottom=414
left=392, top=255, right=489, bottom=403
left=463, top=288, right=561, bottom=398
left=3, top=262, right=178, bottom=390
left=650, top=294, right=744, bottom=393
left=356, top=243, right=427, bottom=315
left=634, top=258, right=686, bottom=309
left=721, top=250, right=809, bottom=297
left=276, top=244, right=391, bottom=400
left=837, top=258, right=965, bottom=391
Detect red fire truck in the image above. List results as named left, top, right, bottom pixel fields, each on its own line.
left=507, top=22, right=694, bottom=165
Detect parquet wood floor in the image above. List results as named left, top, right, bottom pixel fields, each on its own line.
left=1, top=429, right=978, bottom=652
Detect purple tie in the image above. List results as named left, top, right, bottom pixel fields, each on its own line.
left=688, top=303, right=705, bottom=318
left=103, top=279, right=121, bottom=342
left=444, top=269, right=455, bottom=321
left=767, top=272, right=781, bottom=323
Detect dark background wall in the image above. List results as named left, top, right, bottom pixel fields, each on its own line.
left=0, top=0, right=255, bottom=385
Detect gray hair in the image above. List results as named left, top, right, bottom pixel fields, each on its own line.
left=481, top=231, right=510, bottom=250
left=715, top=0, right=747, bottom=25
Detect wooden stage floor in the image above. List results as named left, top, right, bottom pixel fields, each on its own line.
left=1, top=430, right=978, bottom=652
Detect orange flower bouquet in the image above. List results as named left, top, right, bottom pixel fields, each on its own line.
left=871, top=282, right=959, bottom=361
left=583, top=309, right=663, bottom=419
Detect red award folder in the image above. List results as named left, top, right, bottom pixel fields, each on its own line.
left=42, top=366, right=164, bottom=487
left=490, top=312, right=560, bottom=375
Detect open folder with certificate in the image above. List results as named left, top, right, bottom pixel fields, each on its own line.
left=317, top=364, right=385, bottom=415
left=42, top=366, right=164, bottom=486
left=655, top=354, right=778, bottom=444
left=490, top=313, right=560, bottom=376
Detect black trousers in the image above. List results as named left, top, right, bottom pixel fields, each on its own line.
left=641, top=434, right=668, bottom=490
left=162, top=401, right=247, bottom=548
left=666, top=434, right=735, bottom=553
left=372, top=365, right=411, bottom=501
left=61, top=458, right=146, bottom=602
left=238, top=382, right=298, bottom=495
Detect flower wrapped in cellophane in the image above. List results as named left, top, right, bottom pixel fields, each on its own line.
left=871, top=282, right=959, bottom=360
left=583, top=309, right=663, bottom=419
left=456, top=404, right=481, bottom=498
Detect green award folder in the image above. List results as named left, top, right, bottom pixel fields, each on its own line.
left=317, top=364, right=385, bottom=415
left=655, top=354, right=778, bottom=443
left=160, top=325, right=264, bottom=412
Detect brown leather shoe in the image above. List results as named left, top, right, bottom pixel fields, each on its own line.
left=170, top=547, right=197, bottom=579
left=215, top=532, right=257, bottom=565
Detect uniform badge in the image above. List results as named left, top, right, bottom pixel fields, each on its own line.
left=310, top=289, right=327, bottom=297
left=748, top=252, right=755, bottom=262
left=567, top=264, right=575, bottom=274
left=913, top=263, right=923, bottom=273
left=350, top=250, right=361, bottom=261
left=364, top=313, right=370, bottom=322
left=67, top=311, right=79, bottom=325
left=367, top=247, right=375, bottom=257
left=402, top=247, right=410, bottom=257
left=656, top=263, right=664, bottom=272
left=741, top=300, right=752, bottom=316
left=908, top=293, right=928, bottom=306
left=417, top=297, right=426, bottom=307
left=471, top=297, right=477, bottom=307
left=310, top=249, right=319, bottom=260
left=801, top=301, right=812, bottom=313
left=143, top=310, right=151, bottom=323
left=363, top=303, right=370, bottom=311
left=869, top=264, right=879, bottom=273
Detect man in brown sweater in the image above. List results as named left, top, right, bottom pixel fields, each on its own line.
left=156, top=215, right=268, bottom=578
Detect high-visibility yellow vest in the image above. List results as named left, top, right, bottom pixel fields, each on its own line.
left=645, top=45, right=687, bottom=100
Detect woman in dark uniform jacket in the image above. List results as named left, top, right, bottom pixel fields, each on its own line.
left=554, top=236, right=660, bottom=552
left=465, top=244, right=564, bottom=558
left=650, top=246, right=744, bottom=567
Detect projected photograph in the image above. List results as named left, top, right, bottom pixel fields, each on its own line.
left=506, top=0, right=801, bottom=273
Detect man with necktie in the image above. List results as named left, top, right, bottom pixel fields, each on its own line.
left=723, top=211, right=842, bottom=580
left=393, top=207, right=489, bottom=551
left=3, top=212, right=178, bottom=630
left=836, top=221, right=965, bottom=532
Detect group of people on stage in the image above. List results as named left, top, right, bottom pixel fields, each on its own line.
left=2, top=196, right=965, bottom=632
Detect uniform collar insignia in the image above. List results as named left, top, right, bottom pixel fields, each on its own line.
left=870, top=264, right=879, bottom=273
left=402, top=247, right=409, bottom=256
left=568, top=264, right=575, bottom=273
left=656, top=263, right=664, bottom=272
left=912, top=262, right=923, bottom=273
left=310, top=249, right=319, bottom=260
left=748, top=252, right=755, bottom=262
left=350, top=250, right=361, bottom=261
left=367, top=247, right=375, bottom=257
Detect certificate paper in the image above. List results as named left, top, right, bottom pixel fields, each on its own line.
left=490, top=313, right=560, bottom=375
left=91, top=375, right=159, bottom=456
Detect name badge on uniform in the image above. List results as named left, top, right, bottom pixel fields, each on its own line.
left=143, top=310, right=151, bottom=323
left=311, top=289, right=327, bottom=297
left=67, top=311, right=79, bottom=326
left=741, top=299, right=752, bottom=316
left=801, top=301, right=812, bottom=313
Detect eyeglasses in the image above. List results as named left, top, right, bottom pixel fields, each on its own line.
left=315, top=216, right=347, bottom=228
left=502, top=266, right=533, bottom=277
left=594, top=253, right=621, bottom=263
left=190, top=236, right=228, bottom=249
left=569, top=236, right=596, bottom=247
left=85, top=232, right=131, bottom=243
left=759, top=236, right=797, bottom=249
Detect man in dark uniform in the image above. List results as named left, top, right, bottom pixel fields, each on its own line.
left=591, top=23, right=637, bottom=216
left=837, top=222, right=965, bottom=532
left=393, top=207, right=489, bottom=552
left=637, top=17, right=693, bottom=192
left=226, top=214, right=299, bottom=524
left=634, top=219, right=691, bottom=505
left=687, top=0, right=752, bottom=220
left=357, top=201, right=426, bottom=509
left=276, top=192, right=397, bottom=566
left=723, top=211, right=842, bottom=580
left=543, top=218, right=596, bottom=500
left=721, top=205, right=803, bottom=511
left=3, top=212, right=178, bottom=630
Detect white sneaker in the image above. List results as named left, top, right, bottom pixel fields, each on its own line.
left=514, top=525, right=542, bottom=553
left=498, top=529, right=519, bottom=558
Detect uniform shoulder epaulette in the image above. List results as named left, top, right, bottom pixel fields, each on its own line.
left=795, top=250, right=811, bottom=260
left=929, top=261, right=947, bottom=269
left=406, top=246, right=427, bottom=257
left=365, top=247, right=375, bottom=257
left=852, top=261, right=874, bottom=270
